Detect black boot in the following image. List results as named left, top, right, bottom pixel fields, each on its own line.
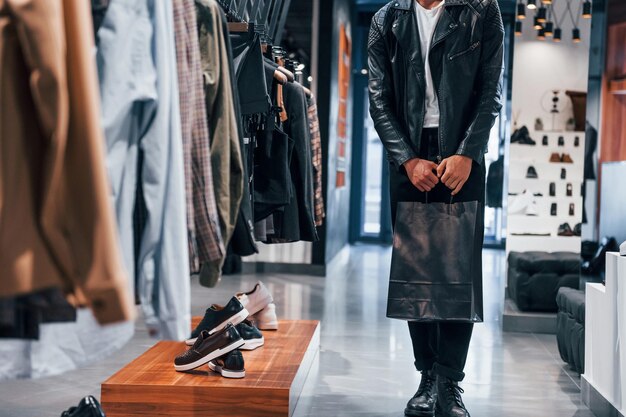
left=436, top=377, right=470, bottom=417
left=405, top=370, right=437, bottom=416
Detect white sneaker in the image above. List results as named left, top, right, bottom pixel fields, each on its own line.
left=251, top=303, right=278, bottom=330
left=526, top=200, right=539, bottom=216
left=509, top=190, right=532, bottom=215
left=236, top=281, right=274, bottom=316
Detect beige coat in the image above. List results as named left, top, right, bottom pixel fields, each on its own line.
left=0, top=0, right=133, bottom=324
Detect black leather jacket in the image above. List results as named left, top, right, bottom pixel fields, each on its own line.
left=368, top=0, right=504, bottom=167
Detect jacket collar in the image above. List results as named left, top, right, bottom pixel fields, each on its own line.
left=391, top=0, right=467, bottom=10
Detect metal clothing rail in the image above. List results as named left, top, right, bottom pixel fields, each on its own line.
left=216, top=0, right=291, bottom=44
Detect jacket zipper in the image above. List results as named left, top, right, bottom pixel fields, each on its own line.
left=448, top=41, right=481, bottom=61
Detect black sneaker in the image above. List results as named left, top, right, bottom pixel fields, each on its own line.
left=511, top=126, right=536, bottom=145
left=551, top=203, right=557, bottom=216
left=575, top=136, right=580, bottom=147
left=526, top=166, right=538, bottom=179
left=186, top=297, right=249, bottom=345
left=236, top=320, right=265, bottom=350
left=61, top=396, right=105, bottom=417
left=542, top=135, right=548, bottom=146
left=558, top=135, right=565, bottom=146
left=175, top=324, right=244, bottom=372
left=208, top=349, right=246, bottom=379
left=557, top=223, right=574, bottom=237
left=561, top=168, right=567, bottom=179
left=549, top=182, right=556, bottom=196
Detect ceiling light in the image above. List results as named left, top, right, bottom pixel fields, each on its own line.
left=517, top=2, right=526, bottom=19
left=553, top=27, right=562, bottom=42
left=527, top=0, right=537, bottom=10
left=537, top=6, right=547, bottom=22
left=544, top=21, right=554, bottom=36
left=583, top=1, right=592, bottom=18
left=515, top=20, right=523, bottom=35
left=573, top=28, right=581, bottom=42
left=533, top=17, right=543, bottom=29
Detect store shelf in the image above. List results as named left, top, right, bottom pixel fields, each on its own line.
left=506, top=235, right=581, bottom=254
left=101, top=320, right=320, bottom=417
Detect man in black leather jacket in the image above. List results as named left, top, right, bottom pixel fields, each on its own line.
left=368, top=0, right=504, bottom=416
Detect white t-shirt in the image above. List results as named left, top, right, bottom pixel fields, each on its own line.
left=415, top=0, right=445, bottom=128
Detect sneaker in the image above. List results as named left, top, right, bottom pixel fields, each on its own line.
left=573, top=223, right=582, bottom=236
left=566, top=183, right=573, bottom=197
left=542, top=135, right=548, bottom=146
left=208, top=349, right=245, bottom=379
left=551, top=203, right=557, bottom=216
left=186, top=297, right=249, bottom=345
left=61, top=396, right=105, bottom=417
left=561, top=168, right=567, bottom=179
left=561, top=153, right=574, bottom=163
left=549, top=152, right=561, bottom=163
left=509, top=190, right=532, bottom=215
left=511, top=126, right=536, bottom=145
left=549, top=182, right=556, bottom=196
left=526, top=200, right=539, bottom=216
left=558, top=136, right=565, bottom=146
left=620, top=241, right=626, bottom=256
left=575, top=136, right=580, bottom=147
left=236, top=320, right=265, bottom=350
left=557, top=223, right=574, bottom=237
left=526, top=166, right=538, bottom=179
left=236, top=281, right=274, bottom=316
left=175, top=325, right=244, bottom=372
left=251, top=303, right=278, bottom=330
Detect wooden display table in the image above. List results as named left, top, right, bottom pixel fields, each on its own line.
left=101, top=320, right=320, bottom=417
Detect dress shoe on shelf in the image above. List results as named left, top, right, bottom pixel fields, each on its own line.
left=208, top=349, right=246, bottom=379
left=405, top=370, right=437, bottom=417
left=436, top=378, right=470, bottom=417
left=511, top=126, right=536, bottom=145
left=175, top=325, right=244, bottom=372
left=250, top=302, right=279, bottom=330
left=187, top=297, right=249, bottom=345
left=557, top=223, right=575, bottom=237
left=236, top=320, right=265, bottom=350
left=569, top=203, right=575, bottom=216
left=542, top=135, right=548, bottom=146
left=236, top=281, right=274, bottom=316
left=549, top=153, right=561, bottom=163
left=561, top=168, right=567, bottom=179
left=549, top=182, right=556, bottom=197
left=575, top=136, right=580, bottom=147
left=526, top=166, right=538, bottom=179
left=581, top=237, right=619, bottom=275
left=566, top=183, right=573, bottom=197
left=551, top=203, right=557, bottom=216
left=61, top=396, right=105, bottom=417
left=558, top=136, right=565, bottom=146
left=573, top=223, right=582, bottom=236
left=561, top=153, right=574, bottom=163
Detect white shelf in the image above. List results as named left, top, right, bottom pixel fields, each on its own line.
left=506, top=235, right=581, bottom=254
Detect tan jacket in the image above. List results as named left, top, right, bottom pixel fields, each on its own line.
left=0, top=0, right=133, bottom=324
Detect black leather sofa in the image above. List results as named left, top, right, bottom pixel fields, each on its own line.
left=507, top=251, right=580, bottom=312
left=556, top=287, right=585, bottom=373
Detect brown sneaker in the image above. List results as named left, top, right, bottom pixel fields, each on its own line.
left=561, top=153, right=574, bottom=163
left=549, top=153, right=561, bottom=163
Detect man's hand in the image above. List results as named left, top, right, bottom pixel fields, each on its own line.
left=436, top=155, right=472, bottom=196
left=403, top=158, right=439, bottom=192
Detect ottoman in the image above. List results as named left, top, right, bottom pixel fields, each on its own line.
left=556, top=287, right=585, bottom=373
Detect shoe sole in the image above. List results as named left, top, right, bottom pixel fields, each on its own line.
left=404, top=409, right=434, bottom=417
left=256, top=321, right=278, bottom=331
left=174, top=339, right=245, bottom=372
left=185, top=309, right=250, bottom=346
left=240, top=337, right=264, bottom=351
left=242, top=293, right=274, bottom=316
left=208, top=361, right=246, bottom=379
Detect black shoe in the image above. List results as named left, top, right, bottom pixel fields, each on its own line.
left=236, top=320, right=265, bottom=350
left=558, top=223, right=574, bottom=237
left=566, top=183, right=573, bottom=197
left=569, top=203, right=575, bottom=216
left=575, top=136, right=580, bottom=147
left=208, top=349, right=246, bottom=378
left=61, top=396, right=105, bottom=417
left=561, top=168, right=567, bottom=179
left=549, top=182, right=556, bottom=196
left=573, top=223, right=582, bottom=236
left=175, top=324, right=244, bottom=372
left=526, top=166, right=538, bottom=179
left=187, top=297, right=249, bottom=345
left=511, top=126, right=536, bottom=145
left=436, top=378, right=470, bottom=417
left=534, top=192, right=543, bottom=197
left=581, top=237, right=619, bottom=275
left=551, top=203, right=557, bottom=216
left=405, top=370, right=437, bottom=416
left=558, top=135, right=565, bottom=146
left=542, top=135, right=548, bottom=146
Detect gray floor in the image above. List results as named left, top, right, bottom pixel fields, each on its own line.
left=0, top=245, right=595, bottom=417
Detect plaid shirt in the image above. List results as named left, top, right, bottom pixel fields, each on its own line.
left=307, top=95, right=325, bottom=226
left=173, top=0, right=224, bottom=272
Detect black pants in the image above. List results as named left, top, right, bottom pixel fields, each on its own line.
left=389, top=128, right=484, bottom=382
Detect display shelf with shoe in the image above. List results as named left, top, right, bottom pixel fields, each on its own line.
left=101, top=319, right=320, bottom=417
left=507, top=130, right=585, bottom=254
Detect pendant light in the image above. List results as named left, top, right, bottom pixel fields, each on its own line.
left=553, top=27, right=562, bottom=42
left=527, top=0, right=537, bottom=10
left=515, top=20, right=523, bottom=35
left=533, top=16, right=543, bottom=29
left=537, top=27, right=546, bottom=40
left=582, top=1, right=592, bottom=18
left=544, top=21, right=554, bottom=36
left=542, top=0, right=552, bottom=4
left=573, top=28, right=581, bottom=42
left=517, top=2, right=527, bottom=19
left=537, top=6, right=547, bottom=22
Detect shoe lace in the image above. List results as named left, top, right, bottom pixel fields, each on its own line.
left=416, top=373, right=435, bottom=395
left=445, top=382, right=465, bottom=406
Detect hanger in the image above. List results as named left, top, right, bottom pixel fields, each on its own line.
left=276, top=66, right=294, bottom=82
left=274, top=70, right=288, bottom=85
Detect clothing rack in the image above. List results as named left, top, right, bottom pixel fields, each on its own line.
left=218, top=0, right=291, bottom=44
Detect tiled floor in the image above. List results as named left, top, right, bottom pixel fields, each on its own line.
left=0, top=245, right=595, bottom=417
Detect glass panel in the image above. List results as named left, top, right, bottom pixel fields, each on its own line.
left=363, top=98, right=383, bottom=235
